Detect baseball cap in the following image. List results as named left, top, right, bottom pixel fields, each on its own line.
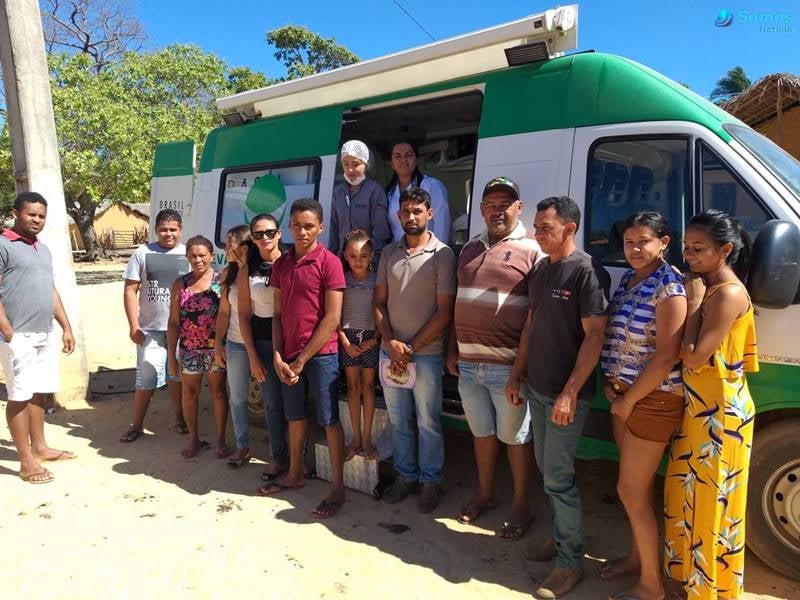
left=482, top=176, right=520, bottom=200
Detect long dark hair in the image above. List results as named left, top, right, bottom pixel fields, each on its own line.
left=687, top=209, right=752, bottom=283
left=385, top=141, right=425, bottom=195
left=248, top=213, right=280, bottom=278
left=222, top=225, right=251, bottom=292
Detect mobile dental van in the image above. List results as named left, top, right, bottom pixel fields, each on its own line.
left=150, top=5, right=800, bottom=579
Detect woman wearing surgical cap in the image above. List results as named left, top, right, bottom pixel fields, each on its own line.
left=386, top=141, right=451, bottom=244
left=329, top=140, right=392, bottom=257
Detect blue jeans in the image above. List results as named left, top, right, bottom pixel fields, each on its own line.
left=226, top=340, right=251, bottom=449
left=382, top=352, right=444, bottom=484
left=256, top=340, right=287, bottom=463
left=458, top=361, right=532, bottom=445
left=529, top=387, right=591, bottom=568
left=225, top=339, right=287, bottom=462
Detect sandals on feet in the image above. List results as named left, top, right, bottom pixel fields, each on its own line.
left=497, top=516, right=535, bottom=541
left=599, top=558, right=639, bottom=581
left=227, top=452, right=251, bottom=468
left=120, top=427, right=143, bottom=443
left=257, top=480, right=304, bottom=496
left=312, top=498, right=343, bottom=519
left=19, top=468, right=54, bottom=484
left=457, top=499, right=497, bottom=524
left=36, top=450, right=76, bottom=462
left=172, top=422, right=189, bottom=434
left=181, top=440, right=210, bottom=459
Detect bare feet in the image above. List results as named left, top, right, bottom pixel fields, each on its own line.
left=344, top=443, right=362, bottom=462
left=181, top=440, right=209, bottom=458
left=599, top=556, right=640, bottom=581
left=457, top=495, right=497, bottom=524
left=362, top=442, right=378, bottom=460
left=215, top=445, right=232, bottom=459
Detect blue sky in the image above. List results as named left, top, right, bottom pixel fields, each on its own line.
left=139, top=0, right=797, bottom=98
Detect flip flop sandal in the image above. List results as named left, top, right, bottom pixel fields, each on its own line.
left=457, top=500, right=497, bottom=524
left=227, top=453, right=251, bottom=468
left=173, top=422, right=189, bottom=434
left=260, top=464, right=289, bottom=482
left=311, top=498, right=343, bottom=519
left=120, top=428, right=143, bottom=443
left=19, top=469, right=54, bottom=484
left=37, top=450, right=77, bottom=462
left=257, top=480, right=304, bottom=496
left=497, top=516, right=535, bottom=541
left=599, top=558, right=638, bottom=581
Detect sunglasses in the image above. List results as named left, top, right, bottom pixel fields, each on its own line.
left=252, top=229, right=279, bottom=240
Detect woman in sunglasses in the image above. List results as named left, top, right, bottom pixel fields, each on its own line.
left=236, top=214, right=288, bottom=479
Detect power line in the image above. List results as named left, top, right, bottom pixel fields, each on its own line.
left=391, top=0, right=436, bottom=42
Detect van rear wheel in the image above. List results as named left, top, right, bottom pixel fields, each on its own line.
left=746, top=419, right=800, bottom=580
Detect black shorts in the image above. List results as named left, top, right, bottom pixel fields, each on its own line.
left=339, top=329, right=379, bottom=369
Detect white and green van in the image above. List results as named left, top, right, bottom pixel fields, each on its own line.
left=149, top=5, right=800, bottom=579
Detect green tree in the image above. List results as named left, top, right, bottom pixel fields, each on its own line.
left=266, top=25, right=359, bottom=80
left=45, top=45, right=233, bottom=259
left=710, top=66, right=751, bottom=103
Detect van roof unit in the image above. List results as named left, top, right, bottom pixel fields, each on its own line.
left=217, top=4, right=578, bottom=122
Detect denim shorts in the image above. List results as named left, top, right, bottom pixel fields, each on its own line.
left=458, top=361, right=532, bottom=445
left=280, top=353, right=340, bottom=427
left=136, top=330, right=181, bottom=390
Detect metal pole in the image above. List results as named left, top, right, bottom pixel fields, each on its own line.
left=0, top=0, right=89, bottom=407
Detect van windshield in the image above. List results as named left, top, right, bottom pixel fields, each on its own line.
left=724, top=123, right=800, bottom=198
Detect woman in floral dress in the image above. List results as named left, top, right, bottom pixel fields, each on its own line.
left=664, top=210, right=758, bottom=600
left=167, top=235, right=229, bottom=459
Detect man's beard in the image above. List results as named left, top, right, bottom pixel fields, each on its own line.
left=402, top=223, right=426, bottom=236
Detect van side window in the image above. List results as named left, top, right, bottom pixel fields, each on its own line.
left=586, top=138, right=690, bottom=266
left=216, top=160, right=320, bottom=246
left=698, top=143, right=771, bottom=241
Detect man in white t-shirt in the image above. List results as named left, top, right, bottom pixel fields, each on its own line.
left=120, top=209, right=189, bottom=442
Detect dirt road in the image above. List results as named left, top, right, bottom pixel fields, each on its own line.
left=0, top=273, right=797, bottom=599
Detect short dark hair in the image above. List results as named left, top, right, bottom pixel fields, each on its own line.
left=14, top=192, right=48, bottom=211
left=399, top=186, right=431, bottom=209
left=155, top=208, right=182, bottom=226
left=536, top=196, right=581, bottom=229
left=185, top=235, right=213, bottom=254
left=290, top=198, right=323, bottom=222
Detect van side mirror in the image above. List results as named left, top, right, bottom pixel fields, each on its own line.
left=748, top=220, right=800, bottom=309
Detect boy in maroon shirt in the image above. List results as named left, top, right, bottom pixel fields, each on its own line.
left=260, top=199, right=346, bottom=519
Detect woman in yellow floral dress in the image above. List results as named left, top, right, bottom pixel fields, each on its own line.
left=664, top=210, right=758, bottom=600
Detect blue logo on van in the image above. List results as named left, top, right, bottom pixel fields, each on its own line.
left=715, top=10, right=734, bottom=27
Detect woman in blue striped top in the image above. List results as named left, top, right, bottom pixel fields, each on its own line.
left=599, top=211, right=688, bottom=600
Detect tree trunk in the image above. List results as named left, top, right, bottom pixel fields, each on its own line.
left=65, top=189, right=106, bottom=261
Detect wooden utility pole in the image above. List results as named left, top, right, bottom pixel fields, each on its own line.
left=0, top=0, right=89, bottom=407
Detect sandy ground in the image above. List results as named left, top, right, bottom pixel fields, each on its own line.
left=1, top=267, right=798, bottom=599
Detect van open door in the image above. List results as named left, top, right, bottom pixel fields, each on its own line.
left=149, top=140, right=196, bottom=241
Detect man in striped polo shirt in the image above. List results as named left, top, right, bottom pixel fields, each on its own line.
left=446, top=176, right=542, bottom=539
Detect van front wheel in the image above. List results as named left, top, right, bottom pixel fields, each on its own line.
left=746, top=419, right=800, bottom=580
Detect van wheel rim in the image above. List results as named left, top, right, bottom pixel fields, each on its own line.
left=762, top=458, right=800, bottom=555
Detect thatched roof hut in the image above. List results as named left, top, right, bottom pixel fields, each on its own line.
left=723, top=74, right=800, bottom=155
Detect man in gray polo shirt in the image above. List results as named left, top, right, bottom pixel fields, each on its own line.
left=0, top=192, right=76, bottom=484
left=374, top=186, right=456, bottom=513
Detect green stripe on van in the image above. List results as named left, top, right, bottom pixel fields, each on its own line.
left=478, top=53, right=739, bottom=140
left=749, top=361, right=800, bottom=413
left=199, top=106, right=342, bottom=173
left=198, top=53, right=742, bottom=173
left=152, top=140, right=195, bottom=177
